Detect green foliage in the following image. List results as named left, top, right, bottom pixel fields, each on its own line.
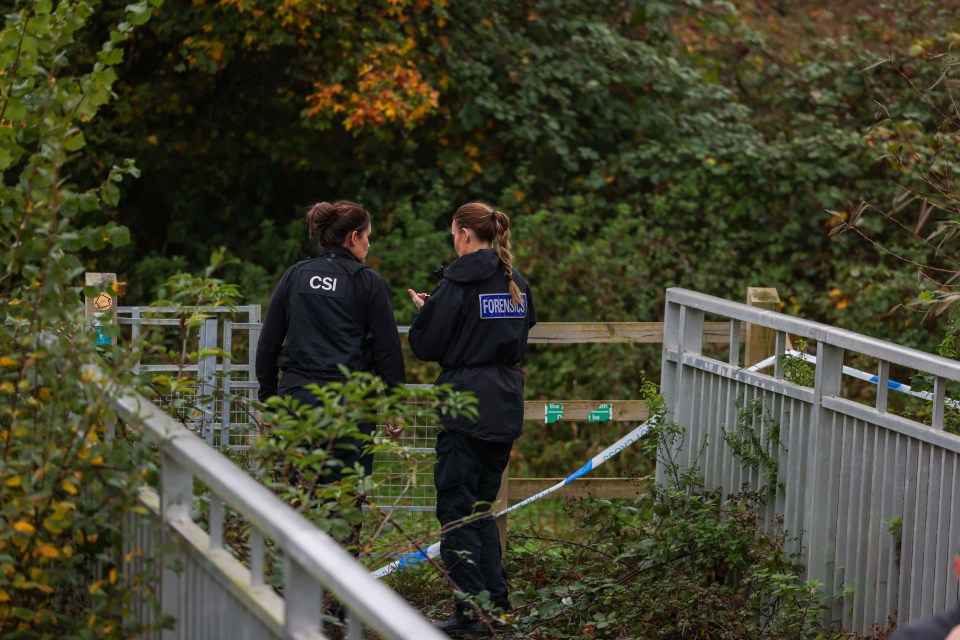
left=0, top=0, right=165, bottom=635
left=780, top=338, right=816, bottom=388
left=722, top=396, right=784, bottom=501
left=53, top=1, right=960, bottom=412
left=829, top=20, right=960, bottom=337
left=389, top=388, right=833, bottom=639
left=252, top=370, right=478, bottom=550
left=899, top=331, right=960, bottom=436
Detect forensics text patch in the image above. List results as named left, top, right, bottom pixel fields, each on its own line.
left=479, top=293, right=527, bottom=319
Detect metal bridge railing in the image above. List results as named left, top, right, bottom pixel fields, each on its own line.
left=661, top=287, right=960, bottom=634
left=94, top=368, right=446, bottom=640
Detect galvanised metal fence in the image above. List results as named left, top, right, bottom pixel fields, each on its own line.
left=117, top=305, right=263, bottom=450
left=660, top=287, right=960, bottom=634
left=116, top=306, right=441, bottom=515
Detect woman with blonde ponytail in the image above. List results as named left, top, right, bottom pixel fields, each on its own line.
left=406, top=202, right=537, bottom=636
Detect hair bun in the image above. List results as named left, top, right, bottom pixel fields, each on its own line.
left=306, top=201, right=334, bottom=239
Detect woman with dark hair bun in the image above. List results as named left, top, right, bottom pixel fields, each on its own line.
left=406, top=202, right=537, bottom=636
left=256, top=199, right=406, bottom=535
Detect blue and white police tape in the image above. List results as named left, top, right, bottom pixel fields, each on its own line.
left=748, top=350, right=960, bottom=408
left=369, top=415, right=660, bottom=579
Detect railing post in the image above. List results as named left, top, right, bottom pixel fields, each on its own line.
left=658, top=296, right=682, bottom=485
left=249, top=304, right=261, bottom=394
left=675, top=305, right=705, bottom=470
left=284, top=556, right=323, bottom=638
left=222, top=318, right=234, bottom=448
left=198, top=317, right=219, bottom=445
left=744, top=287, right=781, bottom=367
left=160, top=451, right=192, bottom=640
left=660, top=297, right=681, bottom=419
left=804, top=340, right=844, bottom=617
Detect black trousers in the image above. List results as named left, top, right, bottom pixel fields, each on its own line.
left=434, top=429, right=513, bottom=619
left=286, top=387, right=375, bottom=482
left=285, top=387, right=374, bottom=550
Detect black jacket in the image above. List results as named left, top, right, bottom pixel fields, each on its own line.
left=409, top=248, right=536, bottom=442
left=891, top=603, right=960, bottom=639
left=256, top=245, right=405, bottom=401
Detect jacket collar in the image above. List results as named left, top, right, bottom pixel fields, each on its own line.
left=318, top=245, right=361, bottom=263
left=444, top=248, right=500, bottom=283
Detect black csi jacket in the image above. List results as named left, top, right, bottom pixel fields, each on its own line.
left=256, top=245, right=405, bottom=402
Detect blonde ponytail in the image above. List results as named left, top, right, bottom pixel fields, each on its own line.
left=492, top=210, right=522, bottom=305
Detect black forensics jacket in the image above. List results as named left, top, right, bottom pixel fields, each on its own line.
left=409, top=248, right=536, bottom=442
left=256, top=245, right=405, bottom=402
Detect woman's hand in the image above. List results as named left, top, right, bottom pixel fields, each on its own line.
left=407, top=288, right=428, bottom=310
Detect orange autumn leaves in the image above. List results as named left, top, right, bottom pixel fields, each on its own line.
left=306, top=42, right=440, bottom=130
left=204, top=0, right=445, bottom=131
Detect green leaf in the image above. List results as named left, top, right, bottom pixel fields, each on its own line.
left=126, top=2, right=153, bottom=26
left=27, top=16, right=51, bottom=36
left=106, top=224, right=131, bottom=248
left=13, top=607, right=36, bottom=621
left=63, top=129, right=86, bottom=152
left=101, top=183, right=120, bottom=207
left=101, top=47, right=125, bottom=66
left=4, top=98, right=27, bottom=122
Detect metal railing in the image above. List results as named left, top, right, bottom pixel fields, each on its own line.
left=97, top=369, right=446, bottom=640
left=660, top=287, right=960, bottom=633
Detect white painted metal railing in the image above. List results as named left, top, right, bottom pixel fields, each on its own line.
left=660, top=287, right=960, bottom=634
left=95, top=369, right=445, bottom=640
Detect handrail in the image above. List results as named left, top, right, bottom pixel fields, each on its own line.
left=660, top=287, right=960, bottom=634
left=90, top=363, right=446, bottom=640
left=665, top=288, right=960, bottom=379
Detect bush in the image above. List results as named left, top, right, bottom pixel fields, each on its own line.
left=387, top=387, right=835, bottom=639
left=0, top=1, right=165, bottom=636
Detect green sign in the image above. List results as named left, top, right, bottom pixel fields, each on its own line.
left=587, top=403, right=613, bottom=422
left=545, top=403, right=564, bottom=424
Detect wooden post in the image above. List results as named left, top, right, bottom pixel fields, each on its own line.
left=744, top=287, right=780, bottom=367
left=494, top=464, right=509, bottom=557
left=84, top=272, right=118, bottom=346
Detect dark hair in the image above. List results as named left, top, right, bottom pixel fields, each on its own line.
left=305, top=200, right=371, bottom=250
left=452, top=202, right=522, bottom=304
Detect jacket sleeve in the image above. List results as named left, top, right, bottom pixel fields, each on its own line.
left=255, top=269, right=291, bottom=402
left=408, top=278, right=460, bottom=363
left=364, top=272, right=406, bottom=389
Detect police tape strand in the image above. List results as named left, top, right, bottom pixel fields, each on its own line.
left=371, top=350, right=958, bottom=579
left=369, top=416, right=660, bottom=579
left=748, top=350, right=960, bottom=409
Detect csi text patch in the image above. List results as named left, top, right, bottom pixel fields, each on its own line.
left=479, top=293, right=527, bottom=319
left=298, top=270, right=346, bottom=298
